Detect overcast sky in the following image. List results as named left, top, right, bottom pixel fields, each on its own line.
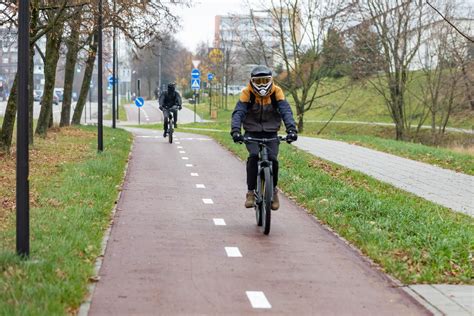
left=173, top=0, right=247, bottom=52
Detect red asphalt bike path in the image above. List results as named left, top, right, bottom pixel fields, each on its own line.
left=88, top=128, right=429, bottom=315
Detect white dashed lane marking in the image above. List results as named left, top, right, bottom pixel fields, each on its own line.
left=175, top=142, right=181, bottom=144
left=179, top=151, right=186, bottom=154
left=225, top=247, right=242, bottom=258
left=191, top=173, right=199, bottom=177
left=182, top=157, right=189, bottom=160
left=202, top=198, right=214, bottom=204
left=196, top=184, right=205, bottom=188
left=177, top=146, right=183, bottom=149
left=213, top=218, right=226, bottom=226
left=246, top=291, right=272, bottom=309
left=185, top=164, right=193, bottom=167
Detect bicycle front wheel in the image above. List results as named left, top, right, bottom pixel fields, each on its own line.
left=168, top=127, right=173, bottom=144
left=262, top=167, right=273, bottom=235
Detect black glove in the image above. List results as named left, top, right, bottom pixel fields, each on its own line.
left=231, top=131, right=243, bottom=143
left=159, top=106, right=163, bottom=111
left=286, top=130, right=298, bottom=143
left=178, top=106, right=182, bottom=110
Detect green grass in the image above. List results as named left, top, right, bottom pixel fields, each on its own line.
left=0, top=126, right=132, bottom=314
left=186, top=129, right=474, bottom=284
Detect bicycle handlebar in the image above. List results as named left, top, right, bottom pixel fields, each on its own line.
left=243, top=136, right=288, bottom=144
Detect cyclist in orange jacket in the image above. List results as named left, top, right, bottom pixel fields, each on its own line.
left=231, top=66, right=297, bottom=210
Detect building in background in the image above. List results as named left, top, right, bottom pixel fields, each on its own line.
left=214, top=8, right=300, bottom=85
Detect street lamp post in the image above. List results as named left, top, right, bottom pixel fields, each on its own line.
left=17, top=0, right=30, bottom=257
left=98, top=0, right=104, bottom=152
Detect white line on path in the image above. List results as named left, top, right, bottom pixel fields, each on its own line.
left=225, top=247, right=242, bottom=258
left=191, top=173, right=199, bottom=177
left=202, top=198, right=214, bottom=204
left=177, top=146, right=183, bottom=149
left=182, top=157, right=189, bottom=160
left=246, top=291, right=272, bottom=309
left=175, top=142, right=181, bottom=144
left=213, top=218, right=226, bottom=226
left=196, top=184, right=205, bottom=188
left=179, top=151, right=186, bottom=154
left=185, top=164, right=193, bottom=167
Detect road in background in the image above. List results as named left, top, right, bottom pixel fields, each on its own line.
left=123, top=100, right=205, bottom=125
left=0, top=100, right=100, bottom=125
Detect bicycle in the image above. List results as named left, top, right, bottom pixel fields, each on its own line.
left=242, top=135, right=288, bottom=235
left=163, top=105, right=179, bottom=144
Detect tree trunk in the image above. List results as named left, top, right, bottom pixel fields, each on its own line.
left=296, top=105, right=304, bottom=132
left=36, top=27, right=63, bottom=136
left=0, top=75, right=18, bottom=152
left=60, top=19, right=81, bottom=127
left=72, top=34, right=98, bottom=125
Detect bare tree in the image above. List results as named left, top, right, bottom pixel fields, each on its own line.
left=417, top=0, right=473, bottom=140
left=358, top=0, right=426, bottom=140
left=241, top=0, right=353, bottom=132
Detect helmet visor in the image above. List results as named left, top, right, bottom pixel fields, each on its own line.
left=251, top=76, right=272, bottom=86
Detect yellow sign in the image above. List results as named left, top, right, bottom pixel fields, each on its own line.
left=209, top=48, right=223, bottom=64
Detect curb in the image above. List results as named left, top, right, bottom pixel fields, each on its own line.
left=77, top=137, right=135, bottom=316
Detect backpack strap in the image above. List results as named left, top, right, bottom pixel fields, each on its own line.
left=248, top=91, right=278, bottom=108
left=249, top=91, right=256, bottom=105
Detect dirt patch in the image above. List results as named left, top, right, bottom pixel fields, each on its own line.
left=0, top=127, right=95, bottom=228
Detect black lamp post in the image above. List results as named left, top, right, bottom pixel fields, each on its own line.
left=98, top=0, right=104, bottom=152
left=17, top=0, right=30, bottom=257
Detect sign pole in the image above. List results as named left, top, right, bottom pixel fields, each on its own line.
left=17, top=0, right=30, bottom=257
left=98, top=0, right=104, bottom=152
left=194, top=92, right=196, bottom=123
left=112, top=0, right=116, bottom=129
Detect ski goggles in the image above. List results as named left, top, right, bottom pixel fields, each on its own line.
left=251, top=76, right=272, bottom=86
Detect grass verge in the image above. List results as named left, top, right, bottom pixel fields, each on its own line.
left=0, top=126, right=132, bottom=314
left=184, top=128, right=474, bottom=285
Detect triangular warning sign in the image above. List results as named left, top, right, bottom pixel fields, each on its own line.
left=191, top=79, right=200, bottom=89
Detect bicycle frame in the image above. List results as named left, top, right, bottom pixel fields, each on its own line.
left=255, top=142, right=273, bottom=206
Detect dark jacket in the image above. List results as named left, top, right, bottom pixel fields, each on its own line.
left=159, top=90, right=182, bottom=109
left=231, top=84, right=296, bottom=133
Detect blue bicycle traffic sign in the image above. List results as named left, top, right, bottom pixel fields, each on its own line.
left=207, top=73, right=214, bottom=81
left=191, top=68, right=200, bottom=79
left=134, top=97, right=144, bottom=108
left=108, top=75, right=116, bottom=85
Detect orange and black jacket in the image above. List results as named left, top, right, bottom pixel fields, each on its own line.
left=231, top=84, right=296, bottom=134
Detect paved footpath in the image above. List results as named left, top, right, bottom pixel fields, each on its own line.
left=295, top=137, right=474, bottom=217
left=87, top=128, right=429, bottom=315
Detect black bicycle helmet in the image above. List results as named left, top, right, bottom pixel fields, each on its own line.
left=167, top=82, right=176, bottom=93
left=250, top=65, right=273, bottom=97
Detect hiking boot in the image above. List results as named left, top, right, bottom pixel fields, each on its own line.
left=163, top=131, right=167, bottom=137
left=174, top=123, right=178, bottom=128
left=271, top=189, right=279, bottom=210
left=245, top=191, right=255, bottom=208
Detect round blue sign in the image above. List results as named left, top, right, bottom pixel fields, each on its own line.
left=191, top=68, right=200, bottom=78
left=207, top=73, right=214, bottom=81
left=135, top=97, right=144, bottom=108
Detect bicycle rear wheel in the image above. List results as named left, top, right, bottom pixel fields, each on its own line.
left=261, top=167, right=272, bottom=235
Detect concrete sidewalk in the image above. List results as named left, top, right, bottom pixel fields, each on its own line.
left=85, top=128, right=429, bottom=315
left=295, top=136, right=474, bottom=217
